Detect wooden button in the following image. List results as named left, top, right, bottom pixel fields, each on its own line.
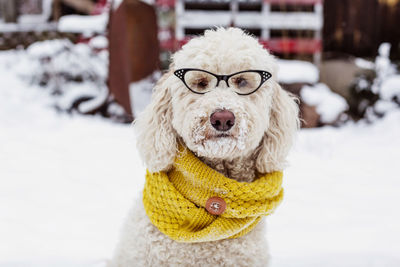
left=205, top=197, right=226, bottom=215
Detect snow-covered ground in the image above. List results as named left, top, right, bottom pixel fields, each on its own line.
left=1, top=50, right=400, bottom=267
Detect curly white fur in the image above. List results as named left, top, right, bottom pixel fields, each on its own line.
left=110, top=28, right=300, bottom=267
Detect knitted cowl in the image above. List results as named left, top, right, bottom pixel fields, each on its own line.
left=143, top=147, right=284, bottom=243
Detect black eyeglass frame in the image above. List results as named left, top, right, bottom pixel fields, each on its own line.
left=173, top=68, right=272, bottom=96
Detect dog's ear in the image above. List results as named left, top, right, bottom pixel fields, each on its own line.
left=134, top=68, right=177, bottom=172
left=255, top=81, right=300, bottom=173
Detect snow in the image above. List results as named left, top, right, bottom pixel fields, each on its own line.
left=89, top=36, right=109, bottom=50
left=55, top=82, right=101, bottom=110
left=0, top=56, right=142, bottom=265
left=112, top=0, right=154, bottom=11
left=17, top=0, right=53, bottom=24
left=27, top=39, right=69, bottom=58
left=374, top=43, right=397, bottom=94
left=277, top=59, right=319, bottom=84
left=269, top=112, right=400, bottom=266
left=374, top=100, right=399, bottom=114
left=380, top=75, right=400, bottom=101
left=301, top=83, right=348, bottom=123
left=1, top=50, right=400, bottom=267
left=129, top=72, right=161, bottom=117
left=178, top=11, right=322, bottom=31
left=25, top=40, right=109, bottom=81
left=355, top=58, right=375, bottom=70
left=8, top=39, right=109, bottom=115
left=57, top=14, right=108, bottom=35
left=112, top=0, right=125, bottom=10
left=0, top=0, right=53, bottom=32
left=379, top=43, right=391, bottom=58
left=76, top=84, right=109, bottom=114
left=0, top=22, right=57, bottom=33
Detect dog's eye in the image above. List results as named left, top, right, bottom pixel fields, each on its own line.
left=233, top=77, right=248, bottom=88
left=196, top=79, right=208, bottom=88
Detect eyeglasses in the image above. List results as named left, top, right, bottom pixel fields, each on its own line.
left=174, top=68, right=272, bottom=95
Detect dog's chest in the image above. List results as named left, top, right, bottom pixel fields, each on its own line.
left=201, top=157, right=257, bottom=182
left=142, top=208, right=269, bottom=267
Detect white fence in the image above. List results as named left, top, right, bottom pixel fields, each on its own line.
left=173, top=0, right=323, bottom=61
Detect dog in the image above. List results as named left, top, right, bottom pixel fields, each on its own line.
left=110, top=27, right=299, bottom=267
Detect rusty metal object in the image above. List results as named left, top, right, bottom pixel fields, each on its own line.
left=108, top=0, right=159, bottom=116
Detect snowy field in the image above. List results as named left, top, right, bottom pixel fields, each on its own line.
left=1, top=50, right=400, bottom=267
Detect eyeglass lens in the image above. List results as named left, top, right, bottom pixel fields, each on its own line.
left=184, top=70, right=262, bottom=94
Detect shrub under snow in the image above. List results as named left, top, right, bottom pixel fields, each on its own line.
left=13, top=37, right=128, bottom=122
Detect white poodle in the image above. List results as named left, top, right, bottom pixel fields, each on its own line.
left=110, top=28, right=299, bottom=267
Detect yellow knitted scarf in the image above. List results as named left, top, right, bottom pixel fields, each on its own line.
left=143, top=147, right=284, bottom=243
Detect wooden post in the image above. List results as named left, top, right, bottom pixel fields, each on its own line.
left=261, top=1, right=271, bottom=39
left=60, top=0, right=95, bottom=15
left=230, top=0, right=238, bottom=26
left=0, top=0, right=18, bottom=23
left=175, top=0, right=184, bottom=40
left=314, top=2, right=323, bottom=65
left=52, top=0, right=62, bottom=21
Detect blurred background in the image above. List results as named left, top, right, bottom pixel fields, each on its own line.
left=0, top=0, right=399, bottom=267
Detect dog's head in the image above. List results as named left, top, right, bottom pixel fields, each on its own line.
left=135, top=28, right=299, bottom=173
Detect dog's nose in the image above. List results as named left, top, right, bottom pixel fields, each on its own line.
left=210, top=110, right=235, bottom=131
